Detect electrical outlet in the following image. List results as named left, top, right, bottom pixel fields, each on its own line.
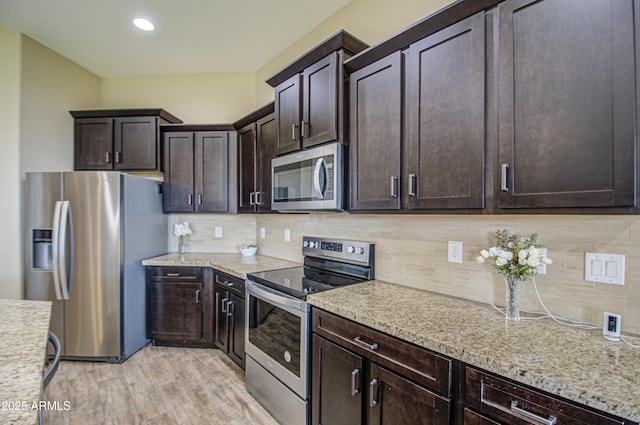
left=448, top=241, right=463, bottom=264
left=536, top=248, right=548, bottom=275
left=260, top=227, right=266, bottom=239
left=214, top=227, right=222, bottom=238
left=284, top=228, right=290, bottom=242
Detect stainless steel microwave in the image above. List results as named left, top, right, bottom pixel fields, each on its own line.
left=271, top=142, right=344, bottom=212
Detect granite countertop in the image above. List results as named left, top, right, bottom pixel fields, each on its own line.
left=141, top=253, right=301, bottom=279
left=0, top=299, right=53, bottom=425
left=308, top=280, right=640, bottom=422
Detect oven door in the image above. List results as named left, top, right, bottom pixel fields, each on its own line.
left=271, top=142, right=343, bottom=211
left=245, top=280, right=310, bottom=398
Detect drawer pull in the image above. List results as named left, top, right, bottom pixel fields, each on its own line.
left=369, top=378, right=379, bottom=407
left=195, top=289, right=200, bottom=304
left=351, top=369, right=360, bottom=396
left=354, top=336, right=378, bottom=351
left=511, top=401, right=557, bottom=425
left=221, top=297, right=228, bottom=313
left=166, top=273, right=180, bottom=277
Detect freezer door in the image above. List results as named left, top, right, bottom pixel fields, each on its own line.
left=24, top=172, right=64, bottom=347
left=62, top=172, right=121, bottom=358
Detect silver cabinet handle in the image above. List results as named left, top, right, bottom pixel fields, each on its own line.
left=511, top=401, right=557, bottom=425
left=197, top=194, right=202, bottom=206
left=249, top=192, right=256, bottom=206
left=195, top=289, right=200, bottom=304
left=221, top=297, right=228, bottom=313
left=188, top=194, right=193, bottom=205
left=351, top=369, right=361, bottom=396
left=408, top=173, right=417, bottom=197
left=166, top=273, right=180, bottom=277
left=301, top=120, right=309, bottom=138
left=292, top=124, right=299, bottom=141
left=390, top=176, right=398, bottom=198
left=227, top=301, right=234, bottom=317
left=105, top=152, right=111, bottom=163
left=255, top=191, right=262, bottom=205
left=501, top=163, right=510, bottom=192
left=115, top=151, right=122, bottom=163
left=369, top=379, right=379, bottom=407
left=353, top=336, right=378, bottom=351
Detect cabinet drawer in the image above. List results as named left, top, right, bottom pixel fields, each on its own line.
left=214, top=270, right=245, bottom=297
left=147, top=266, right=202, bottom=281
left=312, top=308, right=451, bottom=396
left=465, top=366, right=627, bottom=425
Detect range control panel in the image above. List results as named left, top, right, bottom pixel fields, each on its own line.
left=302, top=236, right=374, bottom=266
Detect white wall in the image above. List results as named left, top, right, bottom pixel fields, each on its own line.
left=0, top=28, right=23, bottom=299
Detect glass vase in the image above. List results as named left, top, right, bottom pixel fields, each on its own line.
left=504, top=275, right=520, bottom=321
left=178, top=235, right=185, bottom=254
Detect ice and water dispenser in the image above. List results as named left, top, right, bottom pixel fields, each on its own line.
left=32, top=229, right=52, bottom=270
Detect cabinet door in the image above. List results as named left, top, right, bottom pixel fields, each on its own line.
left=275, top=74, right=302, bottom=155
left=302, top=52, right=338, bottom=149
left=367, top=363, right=450, bottom=425
left=147, top=281, right=203, bottom=343
left=238, top=123, right=257, bottom=212
left=256, top=113, right=276, bottom=212
left=312, top=334, right=364, bottom=425
left=197, top=131, right=229, bottom=212
left=405, top=12, right=485, bottom=210
left=213, top=285, right=230, bottom=352
left=114, top=116, right=159, bottom=170
left=463, top=409, right=500, bottom=425
left=163, top=132, right=195, bottom=213
left=349, top=51, right=403, bottom=211
left=74, top=118, right=114, bottom=170
left=498, top=0, right=636, bottom=209
left=227, top=292, right=245, bottom=368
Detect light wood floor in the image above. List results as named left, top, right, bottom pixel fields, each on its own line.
left=41, top=345, right=280, bottom=424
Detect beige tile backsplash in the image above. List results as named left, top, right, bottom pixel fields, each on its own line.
left=175, top=212, right=639, bottom=333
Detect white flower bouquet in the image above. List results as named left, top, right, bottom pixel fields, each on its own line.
left=174, top=222, right=193, bottom=253
left=476, top=229, right=552, bottom=281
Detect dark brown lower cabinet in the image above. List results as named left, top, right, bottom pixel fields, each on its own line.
left=464, top=366, right=629, bottom=425
left=311, top=308, right=452, bottom=425
left=213, top=271, right=245, bottom=369
left=146, top=266, right=213, bottom=347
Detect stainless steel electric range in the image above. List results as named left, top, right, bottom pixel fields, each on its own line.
left=245, top=236, right=375, bottom=425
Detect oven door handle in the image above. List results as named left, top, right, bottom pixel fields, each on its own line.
left=246, top=281, right=307, bottom=313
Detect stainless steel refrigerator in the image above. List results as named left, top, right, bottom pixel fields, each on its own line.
left=24, top=171, right=167, bottom=362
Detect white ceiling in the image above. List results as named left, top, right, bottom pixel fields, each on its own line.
left=0, top=0, right=352, bottom=77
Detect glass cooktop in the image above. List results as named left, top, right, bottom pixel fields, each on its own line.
left=247, top=266, right=367, bottom=300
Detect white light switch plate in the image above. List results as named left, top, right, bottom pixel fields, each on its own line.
left=284, top=228, right=290, bottom=242
left=585, top=252, right=625, bottom=285
left=260, top=227, right=266, bottom=239
left=214, top=227, right=222, bottom=238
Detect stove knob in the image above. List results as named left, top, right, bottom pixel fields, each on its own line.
left=303, top=240, right=309, bottom=248
left=347, top=246, right=355, bottom=254
left=356, top=247, right=365, bottom=255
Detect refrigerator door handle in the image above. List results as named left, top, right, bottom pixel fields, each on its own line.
left=51, top=201, right=64, bottom=300
left=58, top=201, right=73, bottom=300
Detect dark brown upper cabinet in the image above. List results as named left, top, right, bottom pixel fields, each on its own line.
left=162, top=126, right=237, bottom=214
left=405, top=12, right=486, bottom=210
left=267, top=30, right=369, bottom=156
left=349, top=12, right=486, bottom=212
left=349, top=51, right=403, bottom=211
left=234, top=103, right=276, bottom=213
left=497, top=0, right=637, bottom=210
left=70, top=109, right=182, bottom=172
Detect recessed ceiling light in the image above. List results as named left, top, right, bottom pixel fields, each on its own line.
left=133, top=18, right=155, bottom=31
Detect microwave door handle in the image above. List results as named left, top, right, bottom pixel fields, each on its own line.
left=313, top=158, right=326, bottom=200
